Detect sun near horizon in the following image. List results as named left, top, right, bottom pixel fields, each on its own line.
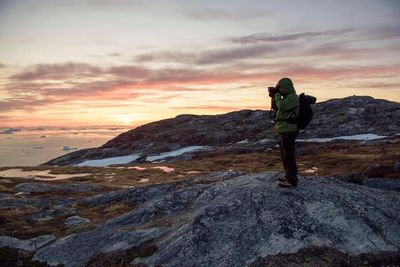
left=1, top=0, right=399, bottom=128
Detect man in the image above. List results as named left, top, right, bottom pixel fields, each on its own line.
left=269, top=78, right=300, bottom=188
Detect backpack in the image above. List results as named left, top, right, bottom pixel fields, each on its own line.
left=269, top=93, right=316, bottom=130
left=297, top=93, right=316, bottom=129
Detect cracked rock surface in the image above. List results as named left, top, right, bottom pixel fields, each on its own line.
left=27, top=172, right=400, bottom=267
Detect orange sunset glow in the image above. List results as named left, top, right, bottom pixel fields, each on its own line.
left=0, top=0, right=399, bottom=128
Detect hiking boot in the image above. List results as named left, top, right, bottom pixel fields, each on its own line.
left=279, top=180, right=297, bottom=188
left=278, top=177, right=286, bottom=182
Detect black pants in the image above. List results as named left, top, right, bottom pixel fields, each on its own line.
left=278, top=131, right=298, bottom=184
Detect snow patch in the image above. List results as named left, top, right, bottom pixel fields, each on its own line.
left=151, top=166, right=175, bottom=173
left=78, top=146, right=205, bottom=167
left=257, top=138, right=274, bottom=144
left=236, top=139, right=249, bottom=144
left=147, top=146, right=205, bottom=162
left=304, top=167, right=318, bottom=174
left=297, top=134, right=387, bottom=143
left=76, top=154, right=141, bottom=167
left=128, top=166, right=146, bottom=170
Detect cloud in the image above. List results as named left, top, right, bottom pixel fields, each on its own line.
left=10, top=63, right=103, bottom=81
left=0, top=97, right=53, bottom=112
left=3, top=58, right=399, bottom=114
left=365, top=25, right=400, bottom=40
left=230, top=29, right=353, bottom=44
left=134, top=43, right=289, bottom=66
left=179, top=6, right=266, bottom=22
left=107, top=65, right=151, bottom=79
left=304, top=43, right=375, bottom=59
left=195, top=44, right=281, bottom=65
left=109, top=52, right=122, bottom=57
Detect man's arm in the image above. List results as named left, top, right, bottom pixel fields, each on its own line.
left=271, top=96, right=277, bottom=111
left=274, top=93, right=298, bottom=111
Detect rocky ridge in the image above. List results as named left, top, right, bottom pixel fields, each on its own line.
left=45, top=96, right=400, bottom=166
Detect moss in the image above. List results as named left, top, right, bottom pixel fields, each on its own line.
left=76, top=201, right=137, bottom=224
left=0, top=246, right=58, bottom=267
left=85, top=240, right=158, bottom=267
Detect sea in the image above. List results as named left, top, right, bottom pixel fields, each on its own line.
left=0, top=127, right=130, bottom=167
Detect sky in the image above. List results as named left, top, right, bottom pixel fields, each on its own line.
left=0, top=0, right=399, bottom=127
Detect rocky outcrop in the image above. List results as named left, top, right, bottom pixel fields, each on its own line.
left=14, top=182, right=102, bottom=193
left=64, top=215, right=91, bottom=226
left=44, top=96, right=400, bottom=166
left=0, top=235, right=55, bottom=252
left=25, top=172, right=400, bottom=267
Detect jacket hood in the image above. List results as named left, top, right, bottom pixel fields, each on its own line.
left=276, top=77, right=296, bottom=96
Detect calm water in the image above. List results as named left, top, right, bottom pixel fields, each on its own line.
left=0, top=128, right=129, bottom=167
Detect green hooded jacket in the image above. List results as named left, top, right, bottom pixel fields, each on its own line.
left=273, top=78, right=299, bottom=133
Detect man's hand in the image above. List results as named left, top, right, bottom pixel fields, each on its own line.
left=268, top=87, right=278, bottom=97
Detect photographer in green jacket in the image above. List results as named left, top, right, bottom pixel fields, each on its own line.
left=269, top=77, right=300, bottom=188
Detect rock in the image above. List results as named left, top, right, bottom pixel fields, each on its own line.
left=131, top=173, right=400, bottom=266
left=14, top=182, right=102, bottom=193
left=134, top=154, right=147, bottom=163
left=0, top=193, right=72, bottom=210
left=363, top=178, right=400, bottom=192
left=29, top=172, right=400, bottom=267
left=77, top=183, right=175, bottom=206
left=249, top=246, right=400, bottom=267
left=0, top=235, right=55, bottom=252
left=32, top=206, right=79, bottom=221
left=0, top=194, right=42, bottom=209
left=65, top=215, right=91, bottom=226
left=33, top=227, right=169, bottom=267
left=0, top=192, right=13, bottom=199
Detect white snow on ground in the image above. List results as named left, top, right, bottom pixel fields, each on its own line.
left=297, top=133, right=387, bottom=143
left=147, top=146, right=205, bottom=162
left=151, top=166, right=175, bottom=173
left=257, top=139, right=274, bottom=144
left=128, top=166, right=146, bottom=170
left=76, top=154, right=140, bottom=167
left=304, top=167, right=318, bottom=174
left=236, top=139, right=249, bottom=144
left=75, top=146, right=205, bottom=167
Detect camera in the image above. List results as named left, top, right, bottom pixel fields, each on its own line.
left=268, top=86, right=278, bottom=97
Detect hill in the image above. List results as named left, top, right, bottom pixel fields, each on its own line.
left=45, top=96, right=400, bottom=166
